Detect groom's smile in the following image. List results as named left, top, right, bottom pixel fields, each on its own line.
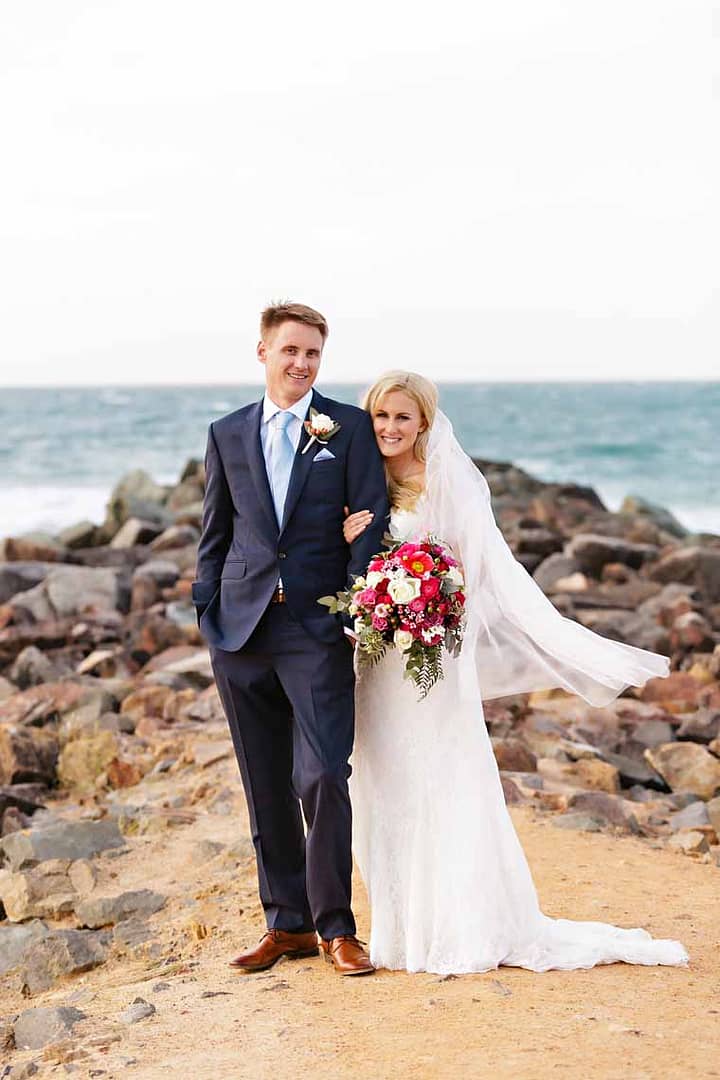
left=258, top=319, right=324, bottom=409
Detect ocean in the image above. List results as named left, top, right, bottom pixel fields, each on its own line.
left=1, top=382, right=718, bottom=540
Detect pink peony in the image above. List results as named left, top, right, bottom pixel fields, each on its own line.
left=371, top=614, right=389, bottom=631
left=356, top=588, right=378, bottom=608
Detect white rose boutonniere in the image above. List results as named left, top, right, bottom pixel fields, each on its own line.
left=302, top=408, right=342, bottom=454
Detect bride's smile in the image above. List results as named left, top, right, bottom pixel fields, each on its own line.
left=371, top=390, right=427, bottom=475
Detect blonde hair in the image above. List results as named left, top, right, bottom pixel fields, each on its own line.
left=361, top=371, right=439, bottom=510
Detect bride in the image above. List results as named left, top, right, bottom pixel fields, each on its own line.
left=344, top=371, right=688, bottom=975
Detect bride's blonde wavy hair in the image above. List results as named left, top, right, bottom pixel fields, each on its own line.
left=361, top=371, right=439, bottom=511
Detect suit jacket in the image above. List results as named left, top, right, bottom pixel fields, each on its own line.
left=191, top=388, right=390, bottom=649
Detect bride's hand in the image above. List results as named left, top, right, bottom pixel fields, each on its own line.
left=344, top=505, right=374, bottom=543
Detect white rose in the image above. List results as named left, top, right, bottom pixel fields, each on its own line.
left=446, top=566, right=464, bottom=588
left=387, top=576, right=422, bottom=604
left=366, top=570, right=385, bottom=588
left=421, top=626, right=446, bottom=644
left=312, top=413, right=335, bottom=433
left=393, top=629, right=414, bottom=652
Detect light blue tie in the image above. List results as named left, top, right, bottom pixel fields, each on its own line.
left=269, top=410, right=295, bottom=526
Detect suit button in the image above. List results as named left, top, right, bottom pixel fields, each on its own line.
left=278, top=552, right=287, bottom=559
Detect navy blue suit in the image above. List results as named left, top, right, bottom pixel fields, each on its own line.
left=192, top=388, right=389, bottom=939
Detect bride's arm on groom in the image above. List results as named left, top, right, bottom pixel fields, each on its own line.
left=343, top=412, right=390, bottom=582
left=192, top=422, right=233, bottom=619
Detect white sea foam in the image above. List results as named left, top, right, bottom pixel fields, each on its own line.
left=0, top=486, right=109, bottom=541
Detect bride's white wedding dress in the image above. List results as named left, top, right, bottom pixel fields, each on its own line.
left=350, top=412, right=688, bottom=975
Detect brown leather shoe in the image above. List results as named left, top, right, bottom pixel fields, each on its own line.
left=228, top=929, right=319, bottom=973
left=320, top=935, right=375, bottom=976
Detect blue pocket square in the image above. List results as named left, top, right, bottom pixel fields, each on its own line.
left=314, top=448, right=335, bottom=461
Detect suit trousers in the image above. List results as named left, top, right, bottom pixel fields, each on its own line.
left=210, top=603, right=357, bottom=940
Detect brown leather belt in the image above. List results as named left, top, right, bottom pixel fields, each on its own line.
left=270, top=587, right=286, bottom=604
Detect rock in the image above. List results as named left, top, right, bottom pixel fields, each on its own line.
left=125, top=612, right=185, bottom=662
left=669, top=801, right=711, bottom=832
left=0, top=818, right=124, bottom=870
left=0, top=726, right=59, bottom=785
left=552, top=812, right=603, bottom=832
left=110, top=517, right=163, bottom=549
left=130, top=575, right=159, bottom=611
left=602, top=751, right=668, bottom=791
left=0, top=534, right=67, bottom=563
left=59, top=694, right=119, bottom=740
left=670, top=612, right=715, bottom=652
left=676, top=709, right=720, bottom=744
left=162, top=688, right=197, bottom=722
left=114, top=916, right=157, bottom=948
left=706, top=795, right=720, bottom=835
left=491, top=738, right=537, bottom=772
left=650, top=546, right=720, bottom=604
left=57, top=730, right=119, bottom=789
left=532, top=554, right=582, bottom=593
left=12, top=566, right=124, bottom=622
left=150, top=524, right=200, bottom=552
left=0, top=920, right=49, bottom=975
left=9, top=645, right=66, bottom=689
left=565, top=534, right=659, bottom=576
left=0, top=784, right=47, bottom=819
left=17, top=927, right=109, bottom=994
left=644, top=742, right=720, bottom=800
left=0, top=859, right=95, bottom=921
left=13, top=1006, right=86, bottom=1050
left=667, top=830, right=710, bottom=855
left=567, top=790, right=639, bottom=832
left=132, top=559, right=180, bottom=588
left=56, top=520, right=98, bottom=549
left=120, top=685, right=173, bottom=720
left=631, top=718, right=675, bottom=748
left=0, top=563, right=55, bottom=605
left=182, top=685, right=224, bottom=723
left=640, top=672, right=704, bottom=712
left=619, top=495, right=688, bottom=539
left=106, top=758, right=144, bottom=788
left=550, top=758, right=621, bottom=794
left=119, top=997, right=156, bottom=1024
left=192, top=839, right=226, bottom=861
left=0, top=675, right=15, bottom=700
left=75, top=888, right=166, bottom=929
left=104, top=470, right=169, bottom=531
left=158, top=649, right=213, bottom=687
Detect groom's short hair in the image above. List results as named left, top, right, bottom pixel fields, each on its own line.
left=260, top=302, right=329, bottom=344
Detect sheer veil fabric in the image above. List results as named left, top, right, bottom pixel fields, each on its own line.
left=350, top=409, right=688, bottom=975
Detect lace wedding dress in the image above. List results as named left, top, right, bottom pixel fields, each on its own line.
left=350, top=414, right=688, bottom=975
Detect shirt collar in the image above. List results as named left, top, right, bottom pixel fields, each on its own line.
left=262, top=388, right=314, bottom=425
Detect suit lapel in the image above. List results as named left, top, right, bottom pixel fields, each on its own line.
left=279, top=389, right=324, bottom=535
left=239, top=401, right=279, bottom=538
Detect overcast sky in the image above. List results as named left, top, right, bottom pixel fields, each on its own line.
left=0, top=1, right=716, bottom=385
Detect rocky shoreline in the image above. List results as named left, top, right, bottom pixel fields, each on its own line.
left=1, top=456, right=719, bottom=1070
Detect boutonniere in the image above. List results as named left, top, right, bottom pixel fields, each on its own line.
left=301, top=408, right=341, bottom=454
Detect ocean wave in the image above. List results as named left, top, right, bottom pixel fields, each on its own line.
left=0, top=486, right=109, bottom=541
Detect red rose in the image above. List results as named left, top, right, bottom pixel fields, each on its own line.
left=420, top=578, right=440, bottom=599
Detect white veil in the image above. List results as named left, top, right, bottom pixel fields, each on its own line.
left=417, top=410, right=669, bottom=706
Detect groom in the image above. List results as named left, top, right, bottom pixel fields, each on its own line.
left=192, top=303, right=389, bottom=975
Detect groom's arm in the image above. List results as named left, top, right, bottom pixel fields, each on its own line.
left=345, top=411, right=390, bottom=587
left=192, top=423, right=233, bottom=619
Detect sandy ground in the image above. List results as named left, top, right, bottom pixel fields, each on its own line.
left=3, top=761, right=718, bottom=1080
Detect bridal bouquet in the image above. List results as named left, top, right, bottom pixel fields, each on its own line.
left=319, top=536, right=466, bottom=698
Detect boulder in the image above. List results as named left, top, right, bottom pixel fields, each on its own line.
left=9, top=645, right=66, bottom=689
left=567, top=790, right=639, bottom=832
left=559, top=758, right=620, bottom=793
left=0, top=726, right=58, bottom=785
left=0, top=534, right=67, bottom=563
left=491, top=737, right=537, bottom=772
left=0, top=858, right=95, bottom=921
left=619, top=495, right=688, bottom=539
left=0, top=784, right=47, bottom=819
left=75, top=888, right=166, bottom=929
left=533, top=554, right=582, bottom=593
left=56, top=519, right=98, bottom=549
left=119, top=997, right=156, bottom=1024
left=0, top=818, right=124, bottom=870
left=150, top=524, right=200, bottom=552
left=166, top=479, right=204, bottom=511
left=631, top=718, right=675, bottom=748
left=649, top=547, right=720, bottom=604
left=676, top=709, right=720, bottom=744
left=17, top=928, right=109, bottom=994
left=132, top=559, right=180, bottom=588
left=104, top=470, right=169, bottom=532
left=644, top=742, right=720, bottom=800
left=12, top=566, right=124, bottom=622
left=13, top=1006, right=86, bottom=1050
left=57, top=730, right=120, bottom=789
left=668, top=800, right=712, bottom=833
left=0, top=920, right=49, bottom=976
left=0, top=563, right=55, bottom=605
left=565, top=534, right=659, bottom=577
left=514, top=528, right=563, bottom=558
left=640, top=672, right=704, bottom=712
left=670, top=612, right=715, bottom=652
left=706, top=795, right=720, bottom=835
left=120, top=684, right=173, bottom=720
left=110, top=517, right=163, bottom=549
left=552, top=812, right=603, bottom=832
left=667, top=830, right=710, bottom=855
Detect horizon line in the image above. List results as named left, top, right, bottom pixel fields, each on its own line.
left=1, top=377, right=719, bottom=390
